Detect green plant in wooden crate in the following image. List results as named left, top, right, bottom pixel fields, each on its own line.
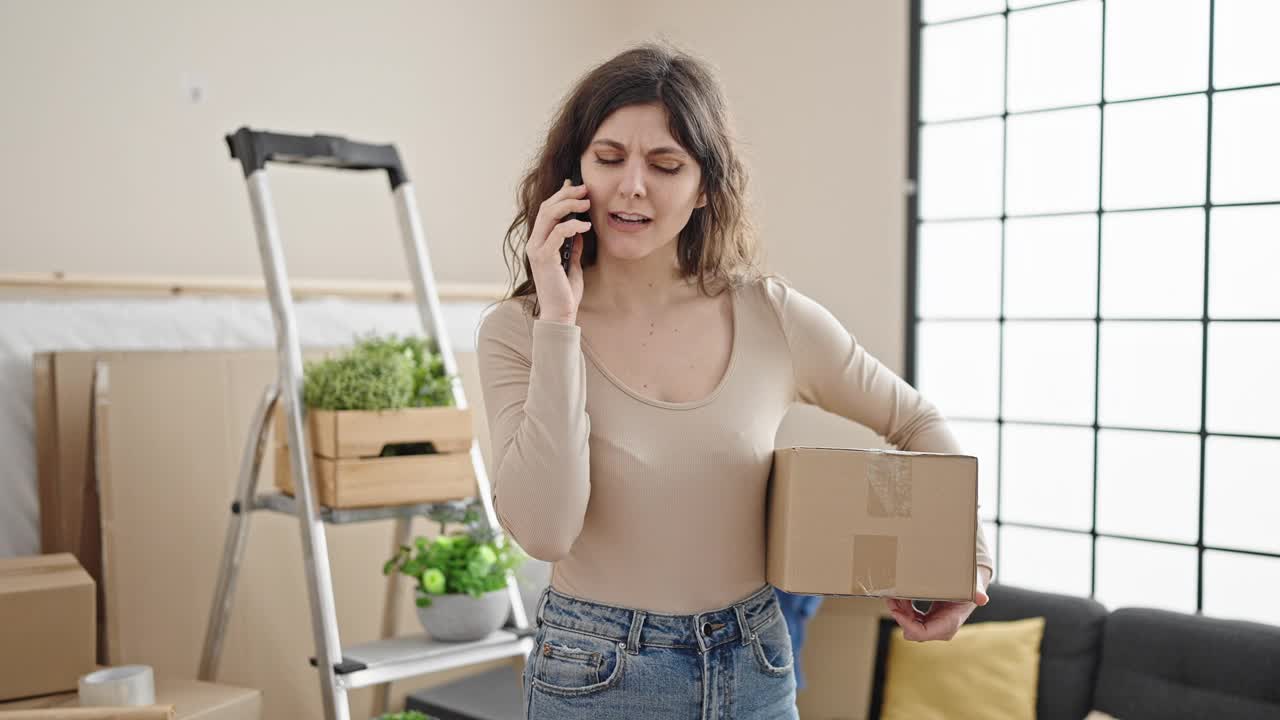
left=383, top=500, right=524, bottom=608
left=303, top=333, right=456, bottom=411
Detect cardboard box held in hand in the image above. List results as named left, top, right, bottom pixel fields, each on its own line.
left=0, top=553, right=96, bottom=701
left=767, top=447, right=978, bottom=603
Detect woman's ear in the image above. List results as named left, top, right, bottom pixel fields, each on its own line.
left=695, top=191, right=707, bottom=209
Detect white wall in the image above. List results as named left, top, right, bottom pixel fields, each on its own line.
left=0, top=1, right=624, bottom=284
left=0, top=0, right=914, bottom=386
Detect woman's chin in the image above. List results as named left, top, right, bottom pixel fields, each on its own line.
left=596, top=235, right=663, bottom=262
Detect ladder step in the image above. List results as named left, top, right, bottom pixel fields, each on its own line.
left=308, top=657, right=369, bottom=675
left=253, top=492, right=475, bottom=524
left=320, top=631, right=533, bottom=690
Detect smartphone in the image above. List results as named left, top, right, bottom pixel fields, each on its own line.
left=562, top=165, right=588, bottom=274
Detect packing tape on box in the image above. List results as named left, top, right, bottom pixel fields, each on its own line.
left=78, top=665, right=156, bottom=707
left=866, top=451, right=912, bottom=518
left=851, top=534, right=898, bottom=595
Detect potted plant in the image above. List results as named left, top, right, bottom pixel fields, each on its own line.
left=383, top=499, right=526, bottom=642
left=303, top=333, right=456, bottom=412
left=275, top=333, right=477, bottom=508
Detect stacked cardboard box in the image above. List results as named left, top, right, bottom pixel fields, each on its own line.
left=0, top=554, right=260, bottom=718
left=0, top=553, right=96, bottom=702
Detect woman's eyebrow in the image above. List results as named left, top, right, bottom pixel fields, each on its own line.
left=590, top=139, right=689, bottom=158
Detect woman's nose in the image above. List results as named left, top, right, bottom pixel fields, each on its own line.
left=618, top=159, right=646, bottom=199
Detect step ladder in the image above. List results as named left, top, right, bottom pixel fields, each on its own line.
left=197, top=127, right=534, bottom=720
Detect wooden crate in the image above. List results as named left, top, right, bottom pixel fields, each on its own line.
left=273, top=406, right=476, bottom=508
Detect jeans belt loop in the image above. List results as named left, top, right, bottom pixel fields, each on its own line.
left=734, top=603, right=753, bottom=646
left=626, top=610, right=647, bottom=655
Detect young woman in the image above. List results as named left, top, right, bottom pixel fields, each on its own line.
left=476, top=42, right=994, bottom=719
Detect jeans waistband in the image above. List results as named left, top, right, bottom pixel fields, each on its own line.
left=534, top=584, right=782, bottom=654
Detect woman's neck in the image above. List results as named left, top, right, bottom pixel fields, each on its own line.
left=581, top=245, right=693, bottom=314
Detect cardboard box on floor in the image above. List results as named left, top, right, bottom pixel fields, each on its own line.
left=768, top=446, right=978, bottom=603
left=0, top=709, right=172, bottom=719
left=0, top=553, right=96, bottom=702
left=36, top=349, right=511, bottom=720
left=0, top=676, right=261, bottom=720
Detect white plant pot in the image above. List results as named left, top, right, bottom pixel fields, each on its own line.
left=416, top=589, right=510, bottom=642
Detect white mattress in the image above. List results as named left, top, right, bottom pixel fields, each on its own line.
left=0, top=295, right=494, bottom=558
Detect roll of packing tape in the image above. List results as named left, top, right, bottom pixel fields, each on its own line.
left=78, top=665, right=156, bottom=707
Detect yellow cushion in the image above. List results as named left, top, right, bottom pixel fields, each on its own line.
left=880, top=616, right=1046, bottom=720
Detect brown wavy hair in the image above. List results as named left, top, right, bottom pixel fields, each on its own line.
left=501, top=42, right=763, bottom=316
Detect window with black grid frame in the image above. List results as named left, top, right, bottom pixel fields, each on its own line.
left=905, top=0, right=1280, bottom=626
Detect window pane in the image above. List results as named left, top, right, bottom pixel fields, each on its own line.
left=1204, top=550, right=1280, bottom=626
left=1007, top=0, right=1101, bottom=112
left=1097, top=429, right=1200, bottom=543
left=1098, top=322, right=1203, bottom=431
left=1003, top=321, right=1096, bottom=424
left=1213, top=0, right=1280, bottom=89
left=1211, top=86, right=1280, bottom=204
left=1095, top=538, right=1198, bottom=613
left=920, top=118, right=1005, bottom=220
left=1103, top=95, right=1208, bottom=211
left=999, top=525, right=1093, bottom=597
left=1205, top=436, right=1280, bottom=554
left=950, top=420, right=1000, bottom=521
left=923, top=0, right=1005, bottom=24
left=1001, top=424, right=1095, bottom=530
left=923, top=16, right=1005, bottom=122
left=1207, top=323, right=1280, bottom=436
left=1004, top=214, right=1098, bottom=318
left=917, top=321, right=1001, bottom=419
left=1101, top=208, right=1205, bottom=319
left=1007, top=107, right=1100, bottom=215
left=917, top=220, right=1002, bottom=319
left=1209, top=206, right=1280, bottom=319
left=1104, top=0, right=1209, bottom=101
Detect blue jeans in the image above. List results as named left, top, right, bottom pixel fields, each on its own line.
left=522, top=584, right=799, bottom=719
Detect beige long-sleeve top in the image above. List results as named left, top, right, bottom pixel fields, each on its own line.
left=476, top=276, right=993, bottom=614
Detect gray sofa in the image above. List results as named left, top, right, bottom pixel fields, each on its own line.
left=867, top=583, right=1280, bottom=720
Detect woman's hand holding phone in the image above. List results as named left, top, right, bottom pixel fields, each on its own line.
left=528, top=178, right=590, bottom=324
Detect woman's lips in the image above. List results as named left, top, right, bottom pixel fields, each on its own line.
left=606, top=212, right=653, bottom=233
